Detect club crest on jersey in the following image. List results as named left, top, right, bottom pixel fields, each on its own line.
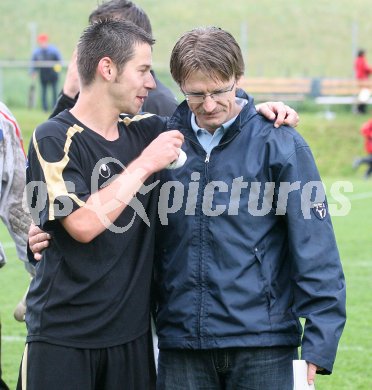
left=312, top=202, right=327, bottom=220
left=99, top=164, right=111, bottom=179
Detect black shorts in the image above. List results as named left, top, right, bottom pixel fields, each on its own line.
left=16, top=331, right=156, bottom=390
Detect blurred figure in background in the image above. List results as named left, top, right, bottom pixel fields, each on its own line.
left=50, top=0, right=178, bottom=118
left=353, top=118, right=372, bottom=178
left=0, top=101, right=34, bottom=283
left=354, top=49, right=372, bottom=114
left=30, top=33, right=62, bottom=112
left=0, top=101, right=33, bottom=390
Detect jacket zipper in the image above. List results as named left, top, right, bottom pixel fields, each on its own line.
left=186, top=132, right=240, bottom=346
left=182, top=134, right=208, bottom=346
left=196, top=151, right=210, bottom=347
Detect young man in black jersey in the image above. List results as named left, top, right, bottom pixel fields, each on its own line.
left=18, top=19, right=183, bottom=390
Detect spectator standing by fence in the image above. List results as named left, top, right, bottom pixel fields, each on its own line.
left=354, top=49, right=372, bottom=114
left=30, top=33, right=62, bottom=112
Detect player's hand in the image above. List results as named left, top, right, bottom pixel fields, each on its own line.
left=29, top=223, right=51, bottom=261
left=307, top=362, right=324, bottom=386
left=256, top=101, right=299, bottom=128
left=136, top=130, right=184, bottom=173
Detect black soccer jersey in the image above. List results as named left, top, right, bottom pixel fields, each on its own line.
left=26, top=109, right=167, bottom=348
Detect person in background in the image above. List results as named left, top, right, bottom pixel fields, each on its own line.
left=353, top=118, right=372, bottom=178
left=30, top=33, right=62, bottom=112
left=354, top=49, right=372, bottom=114
left=50, top=0, right=178, bottom=118
left=0, top=101, right=33, bottom=390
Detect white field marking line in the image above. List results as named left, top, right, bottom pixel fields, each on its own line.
left=344, top=261, right=372, bottom=267
left=0, top=241, right=16, bottom=249
left=345, top=191, right=372, bottom=201
left=338, top=345, right=365, bottom=352
left=2, top=335, right=26, bottom=342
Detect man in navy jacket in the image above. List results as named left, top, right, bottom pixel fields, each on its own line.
left=153, top=27, right=345, bottom=390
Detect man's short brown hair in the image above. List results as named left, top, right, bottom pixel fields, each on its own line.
left=170, top=26, right=245, bottom=86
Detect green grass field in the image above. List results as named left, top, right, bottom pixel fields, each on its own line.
left=0, top=107, right=372, bottom=388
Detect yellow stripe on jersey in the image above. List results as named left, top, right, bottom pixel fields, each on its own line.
left=32, top=124, right=86, bottom=221
left=120, top=112, right=155, bottom=126
left=21, top=343, right=28, bottom=390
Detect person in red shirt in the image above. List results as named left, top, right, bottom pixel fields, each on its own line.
left=355, top=49, right=372, bottom=80
left=354, top=49, right=372, bottom=114
left=353, top=119, right=372, bottom=178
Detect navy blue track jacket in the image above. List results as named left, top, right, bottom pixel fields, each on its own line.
left=154, top=90, right=346, bottom=374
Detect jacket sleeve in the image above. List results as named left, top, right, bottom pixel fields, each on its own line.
left=0, top=104, right=33, bottom=266
left=277, top=136, right=346, bottom=374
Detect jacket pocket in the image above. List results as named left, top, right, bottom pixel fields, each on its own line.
left=254, top=246, right=272, bottom=312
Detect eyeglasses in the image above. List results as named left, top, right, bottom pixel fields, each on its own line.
left=182, top=82, right=235, bottom=104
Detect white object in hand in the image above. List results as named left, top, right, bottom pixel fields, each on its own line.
left=166, top=149, right=187, bottom=169
left=293, top=360, right=315, bottom=390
